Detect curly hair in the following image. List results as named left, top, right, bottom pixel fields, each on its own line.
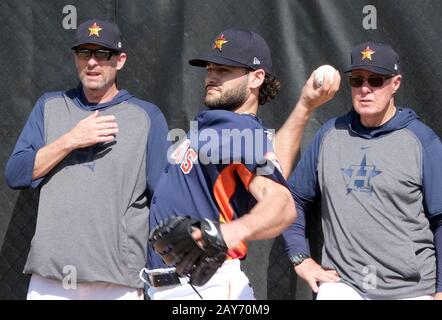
left=258, top=75, right=281, bottom=105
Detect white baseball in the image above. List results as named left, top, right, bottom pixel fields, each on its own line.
left=313, top=65, right=336, bottom=88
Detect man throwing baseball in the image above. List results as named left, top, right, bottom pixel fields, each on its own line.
left=142, top=28, right=339, bottom=300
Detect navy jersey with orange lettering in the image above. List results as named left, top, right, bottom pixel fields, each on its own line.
left=148, top=109, right=286, bottom=269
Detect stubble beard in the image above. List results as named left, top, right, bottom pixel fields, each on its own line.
left=80, top=73, right=108, bottom=91
left=205, top=82, right=248, bottom=111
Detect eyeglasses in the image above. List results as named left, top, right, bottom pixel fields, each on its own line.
left=74, top=48, right=118, bottom=61
left=348, top=75, right=394, bottom=88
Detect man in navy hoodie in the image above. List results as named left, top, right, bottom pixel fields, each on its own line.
left=282, top=42, right=442, bottom=299
left=5, top=19, right=169, bottom=299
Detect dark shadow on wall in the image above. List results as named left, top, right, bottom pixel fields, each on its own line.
left=0, top=189, right=38, bottom=300
left=267, top=236, right=298, bottom=300
left=267, top=202, right=323, bottom=300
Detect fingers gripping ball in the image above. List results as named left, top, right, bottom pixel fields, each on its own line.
left=313, top=65, right=337, bottom=88
left=149, top=216, right=228, bottom=286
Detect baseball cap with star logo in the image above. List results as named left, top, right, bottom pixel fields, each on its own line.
left=72, top=19, right=123, bottom=51
left=189, top=28, right=273, bottom=76
left=344, top=41, right=400, bottom=75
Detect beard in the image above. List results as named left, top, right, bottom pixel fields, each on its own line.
left=79, top=72, right=108, bottom=91
left=205, top=81, right=248, bottom=111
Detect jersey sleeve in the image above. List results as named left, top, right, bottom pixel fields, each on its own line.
left=242, top=125, right=286, bottom=186
left=145, top=107, right=170, bottom=195
left=282, top=118, right=336, bottom=257
left=281, top=135, right=321, bottom=257
left=204, top=114, right=286, bottom=186
left=422, top=136, right=442, bottom=218
left=421, top=132, right=442, bottom=293
left=5, top=95, right=47, bottom=189
left=405, top=118, right=442, bottom=218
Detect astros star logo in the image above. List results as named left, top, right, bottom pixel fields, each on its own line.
left=88, top=22, right=103, bottom=37
left=212, top=34, right=229, bottom=51
left=341, top=155, right=381, bottom=195
left=361, top=46, right=376, bottom=60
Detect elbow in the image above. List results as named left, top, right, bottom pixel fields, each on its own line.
left=5, top=171, right=24, bottom=190
left=5, top=161, right=30, bottom=190
left=5, top=162, right=15, bottom=188
left=5, top=171, right=20, bottom=189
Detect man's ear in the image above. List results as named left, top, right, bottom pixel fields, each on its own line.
left=392, top=74, right=402, bottom=93
left=249, top=69, right=265, bottom=89
left=116, top=52, right=127, bottom=70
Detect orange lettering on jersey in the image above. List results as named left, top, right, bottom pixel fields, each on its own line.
left=170, top=139, right=198, bottom=174
left=180, top=148, right=198, bottom=174
left=170, top=139, right=191, bottom=164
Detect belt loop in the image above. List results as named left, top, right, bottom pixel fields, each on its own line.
left=139, top=268, right=151, bottom=289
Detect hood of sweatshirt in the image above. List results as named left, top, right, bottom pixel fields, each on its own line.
left=66, top=85, right=134, bottom=111
left=348, top=107, right=419, bottom=139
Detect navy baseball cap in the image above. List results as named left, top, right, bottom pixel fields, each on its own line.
left=189, top=28, right=273, bottom=76
left=72, top=19, right=123, bottom=51
left=344, top=41, right=400, bottom=75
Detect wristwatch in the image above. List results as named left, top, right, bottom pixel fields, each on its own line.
left=289, top=253, right=310, bottom=266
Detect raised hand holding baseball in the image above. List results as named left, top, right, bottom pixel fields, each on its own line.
left=313, top=65, right=337, bottom=88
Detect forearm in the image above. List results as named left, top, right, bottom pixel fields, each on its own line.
left=275, top=101, right=314, bottom=179
left=32, top=133, right=75, bottom=179
left=275, top=70, right=340, bottom=179
left=221, top=183, right=296, bottom=248
left=272, top=70, right=341, bottom=291
left=281, top=203, right=310, bottom=256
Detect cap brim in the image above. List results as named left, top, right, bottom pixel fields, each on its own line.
left=344, top=65, right=398, bottom=75
left=71, top=41, right=122, bottom=51
left=189, top=55, right=251, bottom=69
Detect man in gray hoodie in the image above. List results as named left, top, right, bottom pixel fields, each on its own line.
left=5, top=19, right=170, bottom=299
left=282, top=42, right=442, bottom=300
